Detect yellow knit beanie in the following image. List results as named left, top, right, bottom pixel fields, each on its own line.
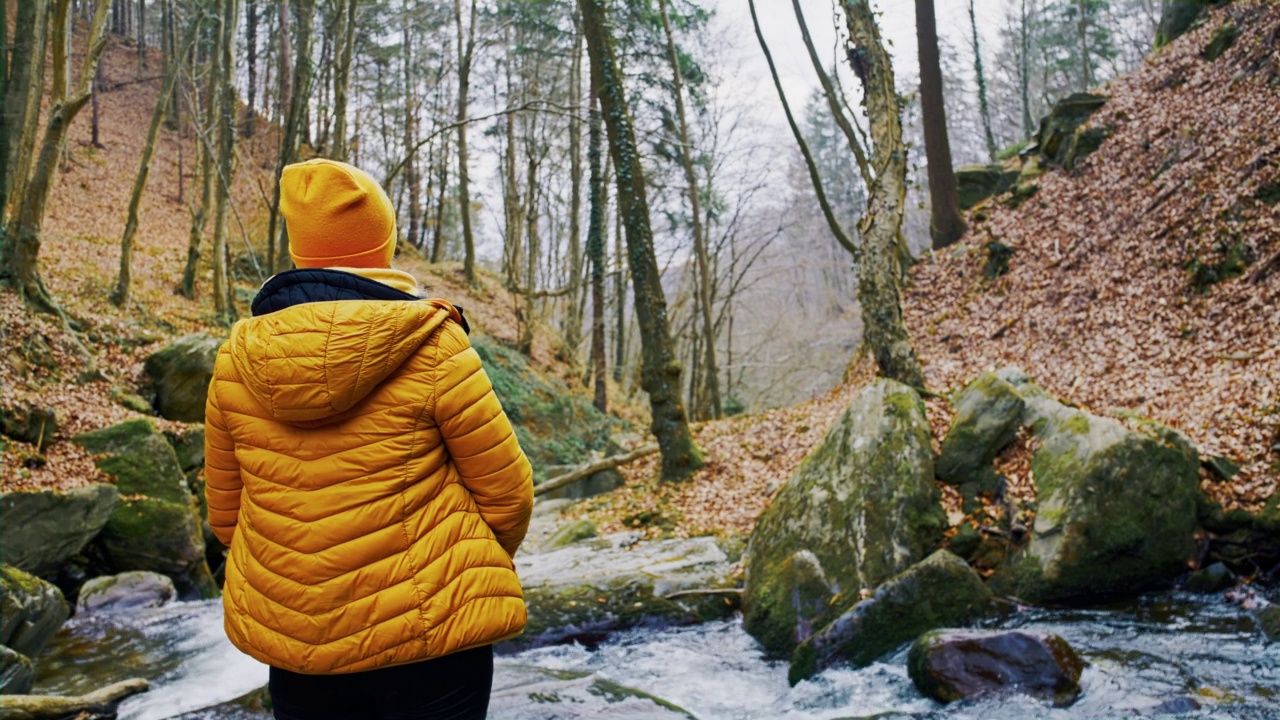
left=280, top=158, right=397, bottom=269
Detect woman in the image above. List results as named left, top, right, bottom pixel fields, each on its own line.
left=204, top=158, right=533, bottom=720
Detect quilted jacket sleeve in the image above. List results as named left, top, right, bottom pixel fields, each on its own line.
left=434, top=322, right=534, bottom=557
left=204, top=376, right=243, bottom=548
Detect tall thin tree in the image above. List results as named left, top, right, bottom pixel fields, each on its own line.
left=915, top=0, right=965, bottom=249
left=454, top=0, right=478, bottom=284
left=969, top=0, right=998, bottom=160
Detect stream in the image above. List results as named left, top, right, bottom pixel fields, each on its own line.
left=31, top=591, right=1280, bottom=719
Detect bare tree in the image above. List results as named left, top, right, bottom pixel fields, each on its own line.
left=915, top=0, right=965, bottom=249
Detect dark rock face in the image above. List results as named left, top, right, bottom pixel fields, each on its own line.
left=144, top=334, right=224, bottom=423
left=788, top=551, right=992, bottom=685
left=743, top=381, right=945, bottom=657
left=0, top=565, right=70, bottom=658
left=0, top=403, right=58, bottom=449
left=0, top=645, right=35, bottom=694
left=956, top=164, right=1020, bottom=209
left=1184, top=562, right=1234, bottom=594
left=1036, top=93, right=1108, bottom=168
left=936, top=372, right=1025, bottom=486
left=907, top=629, right=1085, bottom=706
left=0, top=485, right=119, bottom=577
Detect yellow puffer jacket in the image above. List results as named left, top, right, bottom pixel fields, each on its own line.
left=204, top=289, right=533, bottom=674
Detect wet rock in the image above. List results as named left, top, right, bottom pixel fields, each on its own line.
left=144, top=334, right=224, bottom=422
left=76, top=571, right=176, bottom=614
left=990, top=369, right=1200, bottom=602
left=1152, top=696, right=1202, bottom=715
left=74, top=419, right=217, bottom=599
left=907, top=629, right=1084, bottom=706
left=0, top=645, right=35, bottom=694
left=537, top=466, right=624, bottom=501
left=936, top=372, right=1025, bottom=485
left=540, top=519, right=599, bottom=552
left=0, top=484, right=119, bottom=577
left=1184, top=562, right=1234, bottom=594
left=744, top=380, right=945, bottom=657
left=490, top=665, right=695, bottom=719
left=1254, top=604, right=1280, bottom=641
left=515, top=534, right=739, bottom=647
left=0, top=565, right=70, bottom=657
left=789, top=551, right=992, bottom=684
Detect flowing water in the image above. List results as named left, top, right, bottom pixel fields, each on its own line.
left=32, top=592, right=1280, bottom=720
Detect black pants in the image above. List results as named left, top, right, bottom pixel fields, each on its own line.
left=268, top=645, right=494, bottom=720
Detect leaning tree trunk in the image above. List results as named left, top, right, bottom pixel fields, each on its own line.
left=915, top=0, right=965, bottom=250
left=2, top=0, right=110, bottom=316
left=580, top=0, right=703, bottom=482
left=659, top=0, right=720, bottom=420
left=842, top=0, right=925, bottom=389
left=112, top=13, right=200, bottom=307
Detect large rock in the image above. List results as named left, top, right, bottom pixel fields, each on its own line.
left=743, top=380, right=946, bottom=657
left=788, top=551, right=992, bottom=684
left=907, top=629, right=1084, bottom=706
left=143, top=334, right=223, bottom=422
left=0, top=565, right=70, bottom=657
left=515, top=534, right=739, bottom=647
left=991, top=369, right=1201, bottom=602
left=74, top=420, right=216, bottom=599
left=1035, top=93, right=1108, bottom=167
left=76, top=571, right=176, bottom=614
left=0, top=645, right=35, bottom=694
left=937, top=372, right=1025, bottom=485
left=956, top=164, right=1019, bottom=209
left=0, top=403, right=57, bottom=449
left=0, top=485, right=119, bottom=577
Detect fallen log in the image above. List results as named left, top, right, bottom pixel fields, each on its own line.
left=0, top=678, right=150, bottom=720
left=533, top=444, right=659, bottom=497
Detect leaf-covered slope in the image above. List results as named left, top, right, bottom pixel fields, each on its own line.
left=906, top=4, right=1280, bottom=510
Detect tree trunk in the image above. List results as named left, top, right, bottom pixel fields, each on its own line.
left=136, top=0, right=145, bottom=71
left=178, top=71, right=215, bottom=300
left=271, top=0, right=313, bottom=274
left=518, top=141, right=540, bottom=356
left=659, top=0, right=720, bottom=420
left=3, top=0, right=51, bottom=226
left=1, top=0, right=110, bottom=315
left=455, top=0, right=477, bottom=285
left=612, top=175, right=625, bottom=384
left=403, top=25, right=421, bottom=251
left=914, top=0, right=965, bottom=250
left=969, top=0, right=998, bottom=160
left=842, top=0, right=926, bottom=389
left=563, top=25, right=585, bottom=361
left=580, top=0, right=702, bottom=482
left=211, top=0, right=238, bottom=324
left=331, top=0, right=356, bottom=161
left=587, top=92, right=607, bottom=413
left=243, top=0, right=257, bottom=137
left=112, top=13, right=199, bottom=307
left=790, top=0, right=871, bottom=186
left=1077, top=0, right=1094, bottom=91
left=431, top=137, right=450, bottom=263
left=1019, top=0, right=1034, bottom=138
left=90, top=62, right=104, bottom=148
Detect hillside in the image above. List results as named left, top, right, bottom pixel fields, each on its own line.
left=905, top=3, right=1280, bottom=512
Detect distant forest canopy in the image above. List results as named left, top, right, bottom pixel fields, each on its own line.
left=0, top=0, right=1190, bottom=419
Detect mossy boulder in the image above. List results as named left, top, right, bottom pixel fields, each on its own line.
left=0, top=403, right=57, bottom=449
left=1035, top=93, right=1108, bottom=167
left=97, top=498, right=217, bottom=599
left=76, top=571, right=176, bottom=614
left=937, top=372, right=1025, bottom=485
left=990, top=370, right=1200, bottom=602
left=472, top=336, right=620, bottom=482
left=540, top=519, right=599, bottom=552
left=956, top=164, right=1019, bottom=209
left=0, top=644, right=35, bottom=694
left=74, top=418, right=191, bottom=504
left=73, top=419, right=216, bottom=598
left=0, top=484, right=119, bottom=576
left=0, top=565, right=69, bottom=657
left=789, top=551, right=992, bottom=684
left=1063, top=125, right=1113, bottom=170
left=490, top=665, right=695, bottom=719
left=143, top=333, right=223, bottom=422
left=907, top=629, right=1084, bottom=706
left=514, top=534, right=739, bottom=647
left=743, top=380, right=946, bottom=657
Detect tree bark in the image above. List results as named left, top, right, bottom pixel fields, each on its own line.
left=243, top=0, right=258, bottom=137
left=403, top=25, right=421, bottom=251
left=533, top=444, right=657, bottom=497
left=331, top=0, right=357, bottom=161
left=915, top=0, right=966, bottom=250
left=842, top=0, right=926, bottom=389
left=211, top=0, right=238, bottom=324
left=112, top=12, right=199, bottom=307
left=271, top=0, right=313, bottom=275
left=1019, top=0, right=1034, bottom=138
left=659, top=0, right=720, bottom=420
left=0, top=679, right=150, bottom=720
left=1077, top=0, right=1094, bottom=91
left=563, top=25, right=586, bottom=361
left=587, top=91, right=607, bottom=413
left=580, top=0, right=702, bottom=482
left=455, top=0, right=478, bottom=285
left=3, top=0, right=51, bottom=226
left=790, top=0, right=871, bottom=186
left=1, top=0, right=110, bottom=315
left=969, top=0, right=998, bottom=160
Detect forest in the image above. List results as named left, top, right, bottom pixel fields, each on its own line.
left=1, top=0, right=1278, bottom=718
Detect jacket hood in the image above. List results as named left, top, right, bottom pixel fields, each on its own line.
left=227, top=300, right=453, bottom=425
